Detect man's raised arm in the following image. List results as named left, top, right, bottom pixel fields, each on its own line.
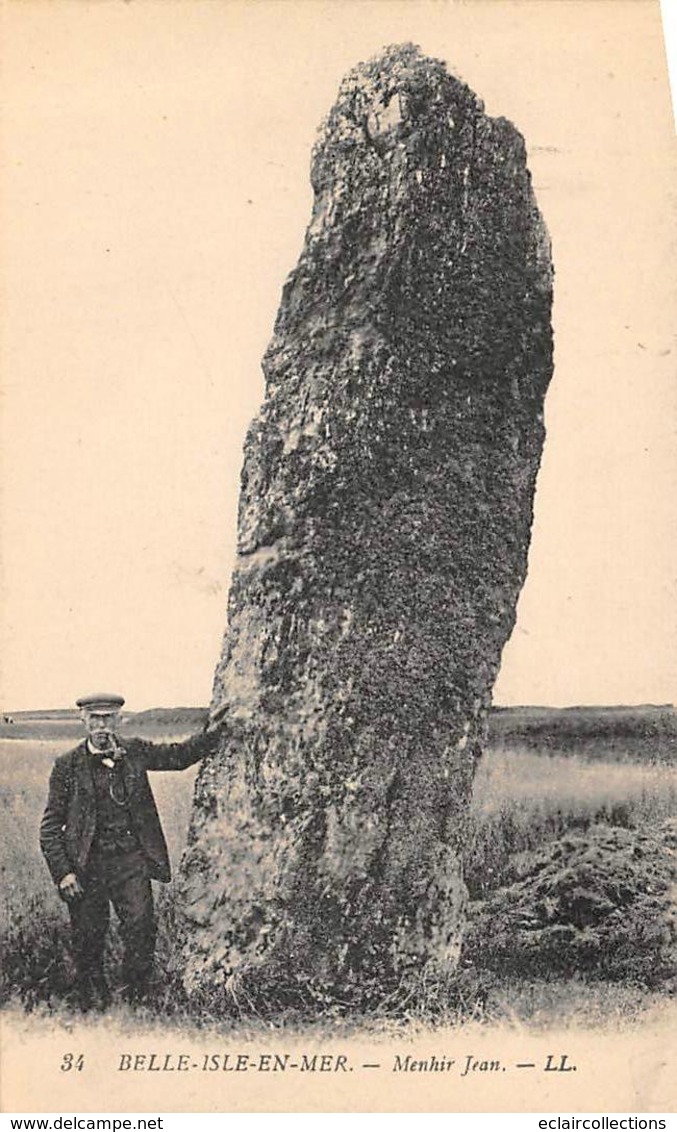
left=134, top=705, right=228, bottom=772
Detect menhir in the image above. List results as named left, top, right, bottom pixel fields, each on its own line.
left=175, top=43, right=553, bottom=1012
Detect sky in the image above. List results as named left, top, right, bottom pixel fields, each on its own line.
left=1, top=0, right=676, bottom=712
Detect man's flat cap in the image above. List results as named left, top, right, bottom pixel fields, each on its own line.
left=76, top=693, right=125, bottom=713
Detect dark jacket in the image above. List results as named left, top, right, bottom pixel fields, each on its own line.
left=39, top=732, right=218, bottom=885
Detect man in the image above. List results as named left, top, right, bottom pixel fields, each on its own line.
left=39, top=693, right=224, bottom=1011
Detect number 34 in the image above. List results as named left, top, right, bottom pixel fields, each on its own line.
left=60, top=1053, right=85, bottom=1072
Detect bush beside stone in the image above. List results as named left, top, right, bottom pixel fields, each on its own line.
left=464, top=821, right=677, bottom=987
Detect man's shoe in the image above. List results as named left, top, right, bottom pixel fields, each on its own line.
left=76, top=986, right=93, bottom=1013
left=121, top=982, right=149, bottom=1007
left=76, top=974, right=110, bottom=1012
left=91, top=975, right=112, bottom=1011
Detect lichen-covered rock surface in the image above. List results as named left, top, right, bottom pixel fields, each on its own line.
left=176, top=43, right=553, bottom=1011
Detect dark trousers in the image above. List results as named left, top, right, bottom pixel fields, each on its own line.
left=69, top=847, right=156, bottom=1004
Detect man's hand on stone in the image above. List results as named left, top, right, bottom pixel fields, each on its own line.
left=58, top=873, right=84, bottom=902
left=205, top=702, right=229, bottom=733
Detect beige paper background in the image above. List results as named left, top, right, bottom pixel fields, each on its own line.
left=1, top=1006, right=675, bottom=1112
left=1, top=0, right=676, bottom=1115
left=2, top=0, right=676, bottom=713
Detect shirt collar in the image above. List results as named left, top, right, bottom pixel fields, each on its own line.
left=87, top=739, right=113, bottom=757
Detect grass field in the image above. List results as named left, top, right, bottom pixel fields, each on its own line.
left=1, top=729, right=676, bottom=1027
left=467, top=747, right=677, bottom=897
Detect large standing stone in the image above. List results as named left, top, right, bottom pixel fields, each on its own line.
left=176, top=43, right=553, bottom=1011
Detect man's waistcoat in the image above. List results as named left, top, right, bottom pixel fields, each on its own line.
left=39, top=732, right=214, bottom=885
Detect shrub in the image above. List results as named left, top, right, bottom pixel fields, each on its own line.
left=463, top=821, right=677, bottom=986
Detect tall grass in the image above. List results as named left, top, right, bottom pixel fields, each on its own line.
left=1, top=737, right=676, bottom=1011
left=466, top=747, right=677, bottom=897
